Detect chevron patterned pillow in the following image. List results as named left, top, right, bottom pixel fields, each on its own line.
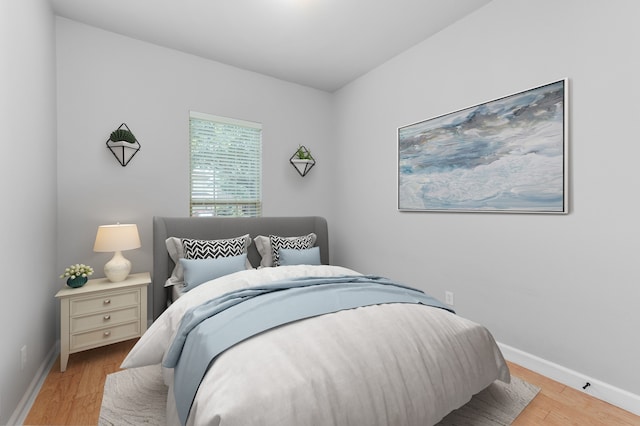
left=182, top=235, right=251, bottom=260
left=269, top=234, right=317, bottom=267
left=164, top=235, right=251, bottom=289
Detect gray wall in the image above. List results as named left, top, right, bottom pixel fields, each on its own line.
left=0, top=0, right=57, bottom=424
left=332, top=0, right=640, bottom=396
left=55, top=18, right=336, bottom=318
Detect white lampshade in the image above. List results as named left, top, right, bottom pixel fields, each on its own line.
left=93, top=224, right=141, bottom=282
left=94, top=224, right=141, bottom=252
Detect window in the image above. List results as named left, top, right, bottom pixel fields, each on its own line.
left=189, top=111, right=262, bottom=217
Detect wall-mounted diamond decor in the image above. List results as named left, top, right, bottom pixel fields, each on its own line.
left=106, top=123, right=141, bottom=167
left=289, top=145, right=316, bottom=177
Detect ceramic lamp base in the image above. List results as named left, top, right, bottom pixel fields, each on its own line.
left=104, top=250, right=132, bottom=282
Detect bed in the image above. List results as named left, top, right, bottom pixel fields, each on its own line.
left=122, top=215, right=510, bottom=426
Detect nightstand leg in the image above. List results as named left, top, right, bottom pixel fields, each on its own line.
left=60, top=298, right=70, bottom=372
left=60, top=351, right=69, bottom=372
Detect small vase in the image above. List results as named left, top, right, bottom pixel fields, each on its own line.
left=67, top=276, right=88, bottom=288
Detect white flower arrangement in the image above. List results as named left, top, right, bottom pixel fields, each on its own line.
left=60, top=263, right=94, bottom=280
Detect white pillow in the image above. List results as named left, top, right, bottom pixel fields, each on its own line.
left=165, top=237, right=185, bottom=287
left=254, top=233, right=317, bottom=267
left=164, top=234, right=251, bottom=287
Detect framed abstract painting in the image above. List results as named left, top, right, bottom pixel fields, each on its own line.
left=398, top=79, right=568, bottom=214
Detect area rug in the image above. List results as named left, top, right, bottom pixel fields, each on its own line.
left=99, top=364, right=539, bottom=425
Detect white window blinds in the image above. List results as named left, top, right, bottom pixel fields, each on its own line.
left=189, top=111, right=262, bottom=217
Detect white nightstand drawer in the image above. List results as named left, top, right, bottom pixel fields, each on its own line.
left=70, top=289, right=140, bottom=316
left=70, top=306, right=140, bottom=333
left=70, top=321, right=141, bottom=351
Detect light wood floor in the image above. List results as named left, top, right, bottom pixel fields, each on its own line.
left=24, top=340, right=136, bottom=426
left=24, top=339, right=640, bottom=425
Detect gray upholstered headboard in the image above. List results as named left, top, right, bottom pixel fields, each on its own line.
left=152, top=216, right=329, bottom=320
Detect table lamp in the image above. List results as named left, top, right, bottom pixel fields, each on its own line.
left=93, top=223, right=141, bottom=282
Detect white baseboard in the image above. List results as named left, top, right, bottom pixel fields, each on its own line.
left=498, top=342, right=640, bottom=416
left=8, top=341, right=59, bottom=426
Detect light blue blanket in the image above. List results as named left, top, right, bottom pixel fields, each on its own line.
left=163, top=275, right=454, bottom=425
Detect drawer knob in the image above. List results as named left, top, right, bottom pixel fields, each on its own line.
left=104, top=299, right=111, bottom=305
left=103, top=315, right=111, bottom=321
left=103, top=331, right=111, bottom=337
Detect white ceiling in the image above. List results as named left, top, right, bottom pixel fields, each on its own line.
left=50, top=0, right=491, bottom=92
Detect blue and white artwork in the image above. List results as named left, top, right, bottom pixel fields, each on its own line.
left=398, top=80, right=567, bottom=213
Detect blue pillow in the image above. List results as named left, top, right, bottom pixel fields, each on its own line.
left=278, top=247, right=321, bottom=266
left=179, top=253, right=247, bottom=291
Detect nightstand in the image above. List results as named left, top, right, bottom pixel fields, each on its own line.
left=55, top=272, right=151, bottom=372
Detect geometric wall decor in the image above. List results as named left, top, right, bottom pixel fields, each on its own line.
left=106, top=123, right=141, bottom=167
left=289, top=145, right=316, bottom=177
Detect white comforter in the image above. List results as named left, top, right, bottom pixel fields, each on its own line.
left=122, top=265, right=510, bottom=426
